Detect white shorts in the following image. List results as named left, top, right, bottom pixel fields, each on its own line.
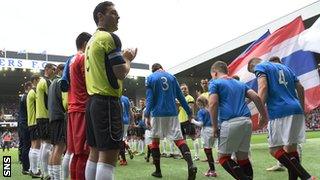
left=218, top=117, right=252, bottom=154
left=201, top=127, right=215, bottom=148
left=123, top=124, right=129, bottom=140
left=144, top=129, right=152, bottom=145
left=268, top=114, right=306, bottom=148
left=150, top=116, right=183, bottom=141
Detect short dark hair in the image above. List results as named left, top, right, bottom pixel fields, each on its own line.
left=76, top=32, right=92, bottom=50
left=180, top=83, right=188, bottom=87
left=93, top=1, right=114, bottom=25
left=57, top=64, right=65, bottom=71
left=232, top=75, right=240, bottom=81
left=31, top=74, right=40, bottom=82
left=45, top=63, right=56, bottom=70
left=151, top=63, right=163, bottom=73
left=24, top=81, right=32, bottom=90
left=211, top=61, right=228, bottom=74
left=269, top=56, right=282, bottom=63
left=140, top=98, right=145, bottom=102
left=247, top=57, right=262, bottom=72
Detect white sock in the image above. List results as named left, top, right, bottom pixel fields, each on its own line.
left=128, top=140, right=132, bottom=149
left=137, top=140, right=141, bottom=153
left=29, top=148, right=34, bottom=172
left=52, top=165, right=61, bottom=180
left=41, top=142, right=52, bottom=176
left=133, top=140, right=138, bottom=152
left=39, top=144, right=44, bottom=167
left=298, top=144, right=303, bottom=161
left=85, top=160, right=97, bottom=180
left=48, top=165, right=53, bottom=178
left=169, top=141, right=175, bottom=154
left=140, top=140, right=145, bottom=153
left=193, top=140, right=199, bottom=157
left=96, top=162, right=114, bottom=180
left=161, top=139, right=167, bottom=154
left=32, top=148, right=40, bottom=173
left=62, top=153, right=71, bottom=179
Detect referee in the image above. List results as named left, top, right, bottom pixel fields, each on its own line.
left=84, top=2, right=137, bottom=180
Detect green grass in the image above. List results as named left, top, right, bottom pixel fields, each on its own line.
left=2, top=131, right=320, bottom=180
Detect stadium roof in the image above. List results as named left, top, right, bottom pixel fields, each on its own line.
left=168, top=1, right=320, bottom=78
left=0, top=51, right=150, bottom=98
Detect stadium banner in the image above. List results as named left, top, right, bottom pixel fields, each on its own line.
left=0, top=58, right=61, bottom=70
left=229, top=16, right=320, bottom=130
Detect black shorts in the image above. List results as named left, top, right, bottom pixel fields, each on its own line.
left=49, top=119, right=66, bottom=145
left=86, top=95, right=123, bottom=151
left=181, top=121, right=196, bottom=138
left=29, top=125, right=40, bottom=141
left=3, top=141, right=11, bottom=148
left=36, top=118, right=50, bottom=141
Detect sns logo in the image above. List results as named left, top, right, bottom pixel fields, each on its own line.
left=3, top=156, right=11, bottom=177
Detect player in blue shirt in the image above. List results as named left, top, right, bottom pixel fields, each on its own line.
left=119, top=95, right=134, bottom=165
left=191, top=96, right=217, bottom=177
left=209, top=61, right=268, bottom=180
left=248, top=57, right=313, bottom=180
left=144, top=63, right=197, bottom=179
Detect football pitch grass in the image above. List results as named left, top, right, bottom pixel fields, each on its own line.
left=2, top=131, right=320, bottom=180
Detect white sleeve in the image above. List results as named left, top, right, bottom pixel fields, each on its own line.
left=191, top=119, right=203, bottom=127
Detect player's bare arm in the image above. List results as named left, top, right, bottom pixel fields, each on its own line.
left=246, top=89, right=268, bottom=128
left=257, top=75, right=268, bottom=106
left=208, top=94, right=219, bottom=138
left=295, top=81, right=305, bottom=113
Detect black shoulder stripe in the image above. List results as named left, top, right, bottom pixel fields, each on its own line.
left=110, top=33, right=122, bottom=49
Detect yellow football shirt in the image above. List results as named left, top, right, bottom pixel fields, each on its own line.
left=27, top=89, right=37, bottom=126
left=85, top=30, right=125, bottom=97
left=178, top=95, right=194, bottom=123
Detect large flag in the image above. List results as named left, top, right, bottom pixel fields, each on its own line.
left=228, top=17, right=320, bottom=130
left=298, top=16, right=320, bottom=53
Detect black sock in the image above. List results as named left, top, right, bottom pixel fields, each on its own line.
left=177, top=143, right=193, bottom=168
left=204, top=148, right=215, bottom=171
left=237, top=159, right=253, bottom=179
left=219, top=156, right=249, bottom=180
left=286, top=152, right=298, bottom=180
left=119, top=141, right=126, bottom=161
left=275, top=149, right=311, bottom=180
left=151, top=148, right=161, bottom=173
left=147, top=145, right=151, bottom=159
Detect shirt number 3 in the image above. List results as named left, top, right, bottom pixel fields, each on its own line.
left=161, top=77, right=169, bottom=91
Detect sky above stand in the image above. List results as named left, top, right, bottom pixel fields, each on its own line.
left=0, top=0, right=316, bottom=68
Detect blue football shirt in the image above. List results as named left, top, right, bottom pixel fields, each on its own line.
left=121, top=95, right=131, bottom=125
left=254, top=62, right=303, bottom=119
left=209, top=78, right=251, bottom=125
left=196, top=108, right=212, bottom=127
left=145, top=71, right=191, bottom=117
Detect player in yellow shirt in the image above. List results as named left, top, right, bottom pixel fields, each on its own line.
left=36, top=63, right=56, bottom=179
left=27, top=74, right=42, bottom=178
left=178, top=84, right=201, bottom=161
left=84, top=2, right=137, bottom=179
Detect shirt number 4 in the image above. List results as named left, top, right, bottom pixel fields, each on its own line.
left=278, top=70, right=288, bottom=87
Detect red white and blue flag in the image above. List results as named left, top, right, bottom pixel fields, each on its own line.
left=228, top=17, right=320, bottom=130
